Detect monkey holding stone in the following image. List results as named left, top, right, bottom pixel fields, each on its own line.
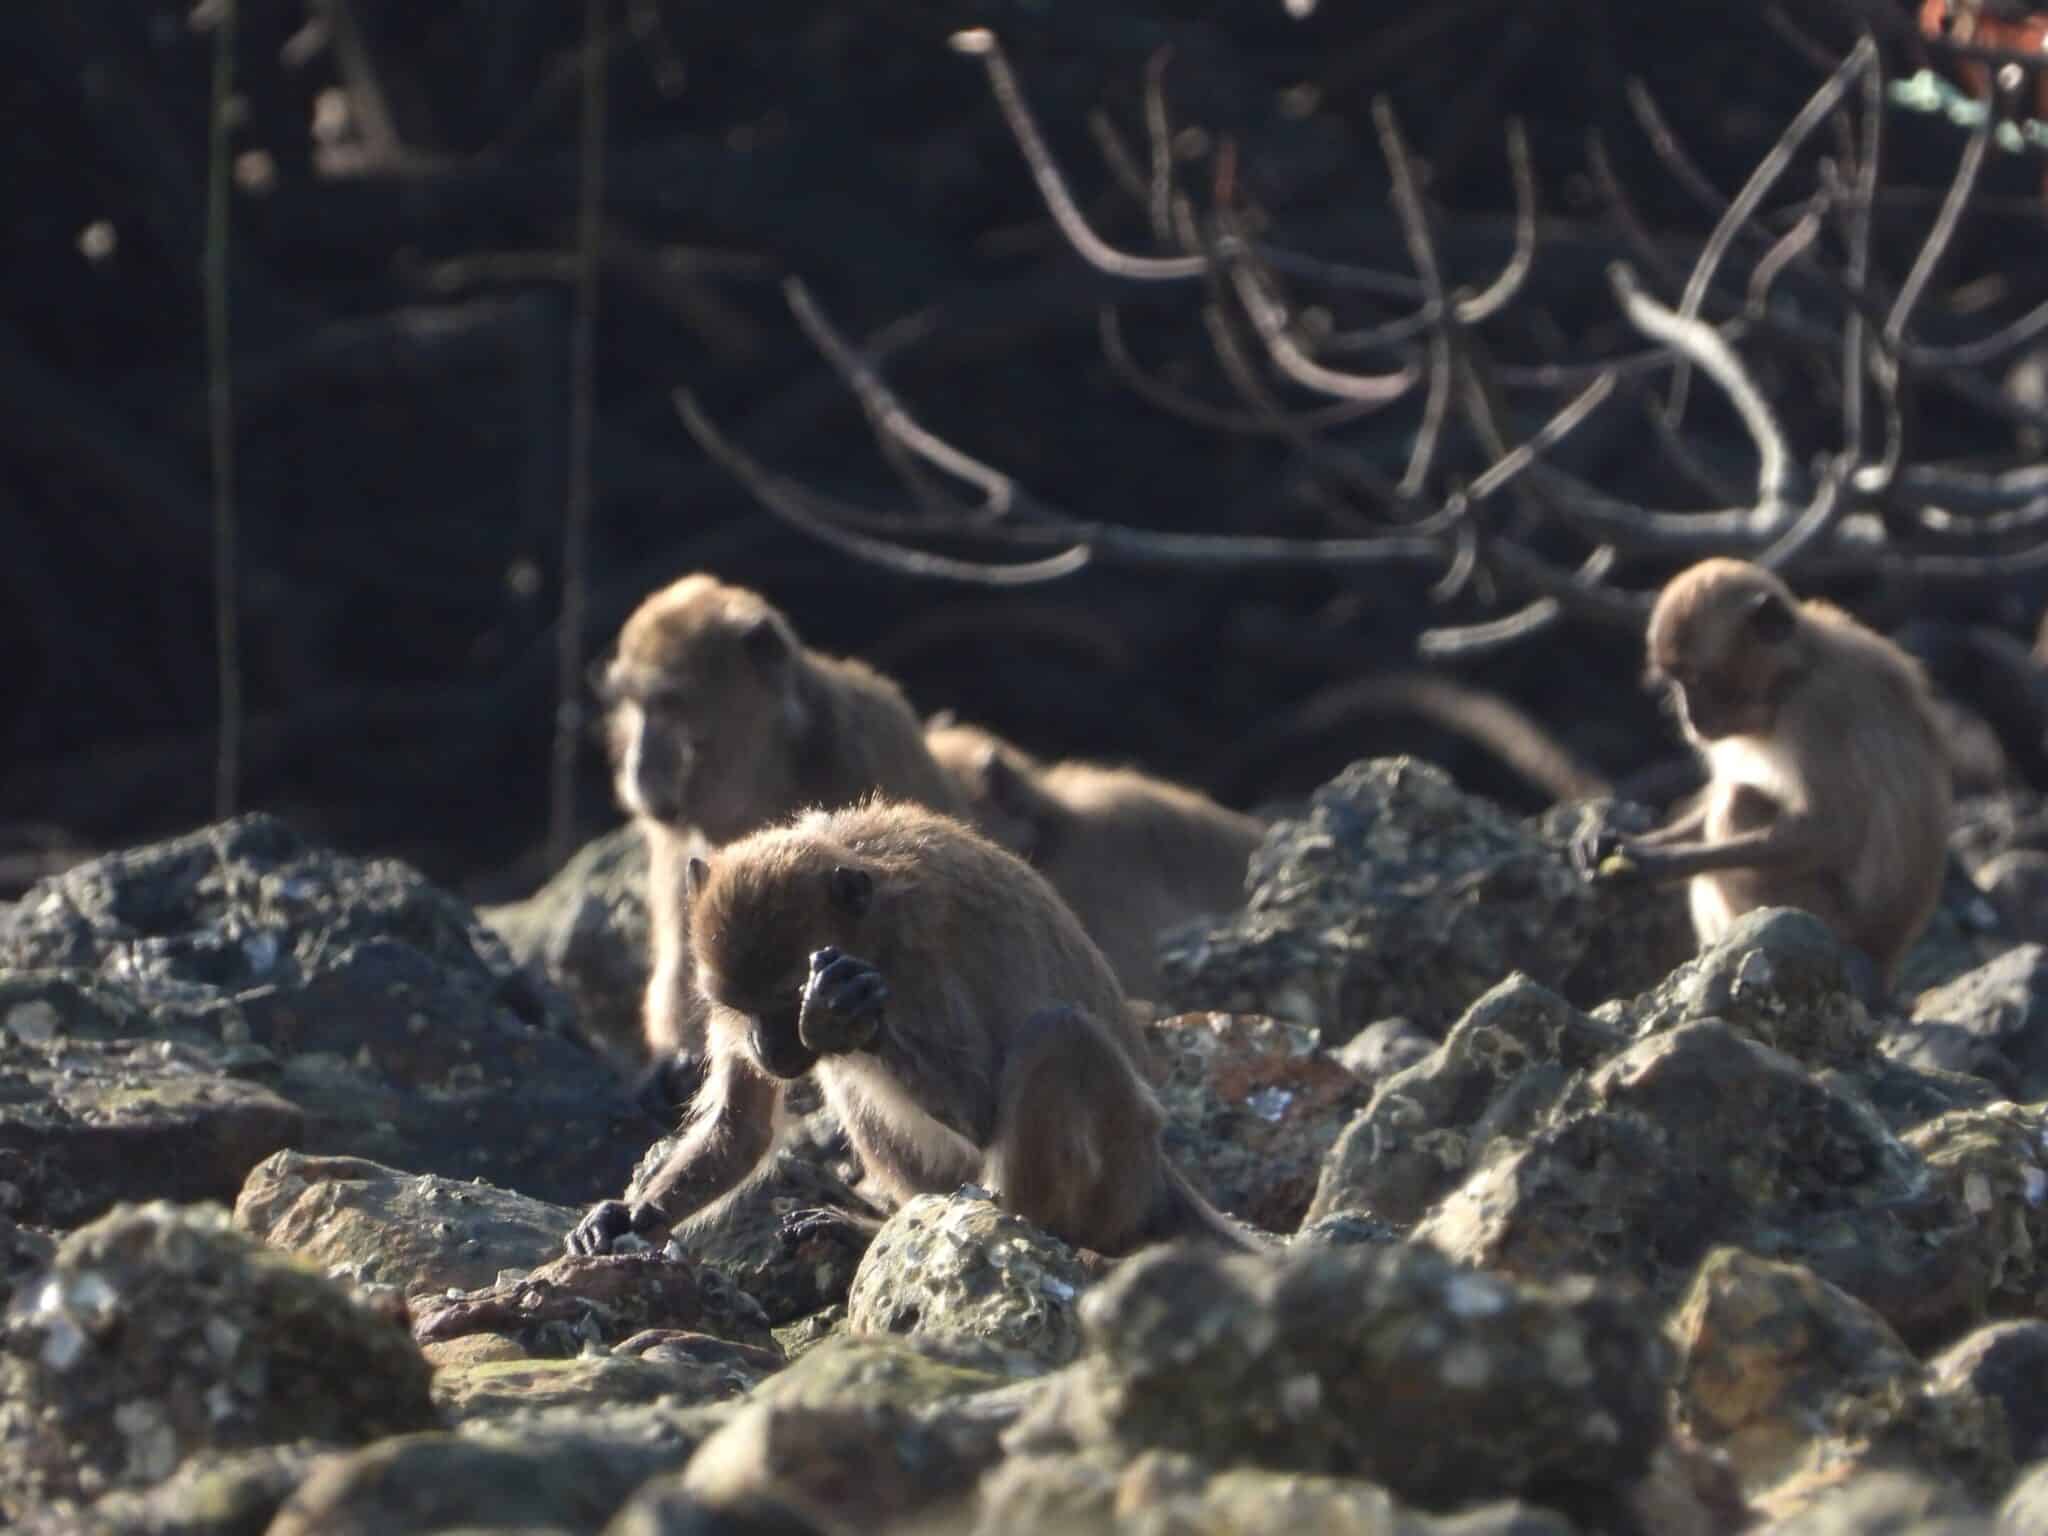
left=594, top=573, right=966, bottom=1108
left=1579, top=558, right=1951, bottom=986
left=565, top=799, right=1255, bottom=1260
left=925, top=717, right=1265, bottom=999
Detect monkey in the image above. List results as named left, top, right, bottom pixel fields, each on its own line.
left=594, top=573, right=967, bottom=1110
left=564, top=798, right=1256, bottom=1260
left=1577, top=558, right=1952, bottom=988
left=923, top=717, right=1267, bottom=1000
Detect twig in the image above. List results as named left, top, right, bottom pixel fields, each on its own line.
left=549, top=0, right=607, bottom=869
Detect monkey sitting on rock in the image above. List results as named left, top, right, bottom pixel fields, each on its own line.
left=565, top=799, right=1255, bottom=1260
left=1578, top=558, right=1952, bottom=988
left=924, top=716, right=1265, bottom=1000
left=593, top=572, right=966, bottom=1111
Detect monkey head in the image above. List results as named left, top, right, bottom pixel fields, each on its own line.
left=1645, top=558, right=1806, bottom=744
left=595, top=574, right=811, bottom=841
left=685, top=825, right=881, bottom=1079
left=925, top=720, right=1055, bottom=859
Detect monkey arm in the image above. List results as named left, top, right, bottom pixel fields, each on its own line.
left=1631, top=796, right=1710, bottom=849
left=1617, top=816, right=1829, bottom=882
left=634, top=1054, right=781, bottom=1234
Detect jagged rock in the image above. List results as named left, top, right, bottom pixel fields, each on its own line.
left=0, top=814, right=656, bottom=1206
left=10, top=1442, right=343, bottom=1536
left=411, top=1250, right=777, bottom=1358
left=1146, top=1010, right=1366, bottom=1233
left=1412, top=1019, right=1984, bottom=1346
left=659, top=1394, right=1000, bottom=1536
left=1670, top=1247, right=2008, bottom=1503
left=265, top=1420, right=727, bottom=1536
left=1157, top=759, right=1689, bottom=1046
left=1005, top=1238, right=1667, bottom=1516
left=0, top=1201, right=436, bottom=1521
left=1307, top=974, right=1621, bottom=1228
left=2002, top=1460, right=2048, bottom=1535
left=649, top=1145, right=881, bottom=1327
left=233, top=1151, right=578, bottom=1297
left=1334, top=1016, right=1436, bottom=1084
left=1933, top=1322, right=2048, bottom=1467
left=1904, top=1104, right=2048, bottom=1336
left=845, top=1189, right=1089, bottom=1369
left=1914, top=947, right=2048, bottom=1101
left=434, top=1346, right=779, bottom=1428
left=480, top=823, right=671, bottom=1073
left=1753, top=1468, right=1995, bottom=1533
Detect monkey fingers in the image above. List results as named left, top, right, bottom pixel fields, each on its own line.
left=564, top=1198, right=669, bottom=1256
left=798, top=948, right=889, bottom=1055
left=777, top=1204, right=883, bottom=1253
left=1568, top=820, right=1625, bottom=880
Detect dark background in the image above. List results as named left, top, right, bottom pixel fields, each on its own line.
left=6, top=0, right=2044, bottom=902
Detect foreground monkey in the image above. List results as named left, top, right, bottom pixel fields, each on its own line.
left=1578, top=559, right=1951, bottom=985
left=925, top=718, right=1265, bottom=998
left=565, top=800, right=1255, bottom=1259
left=595, top=573, right=965, bottom=1105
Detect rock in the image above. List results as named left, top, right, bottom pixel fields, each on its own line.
left=845, top=1190, right=1089, bottom=1369
left=606, top=1482, right=827, bottom=1536
left=0, top=1201, right=437, bottom=1521
left=479, top=823, right=668, bottom=1072
left=1307, top=974, right=1622, bottom=1228
left=748, top=1332, right=1021, bottom=1414
left=11, top=1442, right=343, bottom=1536
left=0, top=1010, right=302, bottom=1228
left=666, top=1395, right=1000, bottom=1535
left=1905, top=1104, right=2048, bottom=1332
left=233, top=1151, right=578, bottom=1297
left=434, top=1348, right=778, bottom=1428
left=265, top=1423, right=723, bottom=1536
left=0, top=1213, right=56, bottom=1307
left=1975, top=850, right=2048, bottom=945
left=411, top=1250, right=778, bottom=1357
left=2002, top=1460, right=2048, bottom=1535
left=1914, top=947, right=2048, bottom=1101
left=1412, top=1020, right=1981, bottom=1346
left=0, top=813, right=656, bottom=1206
left=1007, top=1238, right=1668, bottom=1516
left=1157, top=759, right=1688, bottom=1045
left=1754, top=1468, right=1994, bottom=1533
left=1934, top=1323, right=2048, bottom=1467
left=1669, top=1247, right=2005, bottom=1500
left=1145, top=1011, right=1366, bottom=1233
left=1334, top=1016, right=1436, bottom=1084
left=653, top=1147, right=882, bottom=1327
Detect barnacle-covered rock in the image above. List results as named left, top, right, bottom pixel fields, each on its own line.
left=0, top=1201, right=436, bottom=1520
left=845, top=1188, right=1089, bottom=1368
left=1006, top=1237, right=1667, bottom=1513
left=1145, top=1010, right=1366, bottom=1233
left=1157, top=761, right=1689, bottom=1045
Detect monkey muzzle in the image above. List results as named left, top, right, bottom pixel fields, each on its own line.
left=747, top=1002, right=818, bottom=1080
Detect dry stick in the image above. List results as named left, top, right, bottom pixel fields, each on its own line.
left=549, top=0, right=607, bottom=871
left=1841, top=41, right=1881, bottom=470
left=1096, top=306, right=1387, bottom=436
left=205, top=0, right=240, bottom=821
left=1370, top=98, right=1452, bottom=498
left=1663, top=36, right=1877, bottom=430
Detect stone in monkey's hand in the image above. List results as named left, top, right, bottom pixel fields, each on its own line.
left=797, top=946, right=887, bottom=1056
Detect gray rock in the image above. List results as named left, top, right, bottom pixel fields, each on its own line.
left=434, top=1347, right=779, bottom=1429
left=0, top=1201, right=437, bottom=1521
left=2001, top=1460, right=2048, bottom=1535
left=233, top=1151, right=578, bottom=1297
left=1915, top=947, right=2048, bottom=1101
left=0, top=814, right=658, bottom=1206
left=846, top=1189, right=1089, bottom=1369
left=1757, top=1469, right=1994, bottom=1533
left=1933, top=1322, right=2048, bottom=1467
left=11, top=1442, right=342, bottom=1536
left=1334, top=1016, right=1437, bottom=1084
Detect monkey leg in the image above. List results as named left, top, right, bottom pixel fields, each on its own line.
left=798, top=947, right=887, bottom=1056
left=984, top=1005, right=1185, bottom=1257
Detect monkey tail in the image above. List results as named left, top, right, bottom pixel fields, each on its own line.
left=1162, top=1166, right=1266, bottom=1253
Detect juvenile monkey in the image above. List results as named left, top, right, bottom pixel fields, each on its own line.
left=1581, top=558, right=1952, bottom=985
left=925, top=718, right=1265, bottom=999
left=564, top=799, right=1254, bottom=1259
left=596, top=574, right=965, bottom=1105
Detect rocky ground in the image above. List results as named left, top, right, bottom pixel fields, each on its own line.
left=4, top=757, right=2048, bottom=1532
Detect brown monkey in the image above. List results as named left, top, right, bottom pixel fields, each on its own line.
left=595, top=574, right=965, bottom=1106
left=565, top=799, right=1255, bottom=1259
left=924, top=718, right=1265, bottom=999
left=1581, top=558, right=1951, bottom=985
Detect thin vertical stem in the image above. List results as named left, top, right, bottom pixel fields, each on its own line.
left=205, top=0, right=240, bottom=820
left=552, top=0, right=607, bottom=867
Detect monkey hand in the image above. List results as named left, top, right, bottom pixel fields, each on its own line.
left=798, top=947, right=888, bottom=1056
left=777, top=1204, right=881, bottom=1254
left=1569, top=821, right=1640, bottom=883
left=564, top=1198, right=671, bottom=1257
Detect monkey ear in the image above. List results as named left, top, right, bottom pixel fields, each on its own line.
left=826, top=865, right=874, bottom=917
left=740, top=615, right=792, bottom=670
left=1748, top=591, right=1796, bottom=643
left=685, top=856, right=711, bottom=901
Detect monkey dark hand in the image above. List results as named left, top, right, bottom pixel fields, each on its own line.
left=777, top=1204, right=882, bottom=1254
left=1570, top=820, right=1642, bottom=883
left=798, top=947, right=888, bottom=1056
left=564, top=1198, right=671, bottom=1257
